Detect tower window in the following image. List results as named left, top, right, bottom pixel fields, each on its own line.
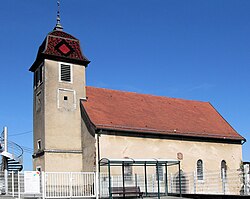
left=36, top=166, right=42, bottom=172
left=36, top=91, right=42, bottom=112
left=34, top=64, right=43, bottom=88
left=60, top=63, right=72, bottom=82
left=197, top=159, right=203, bottom=180
left=64, top=96, right=68, bottom=101
left=37, top=139, right=42, bottom=150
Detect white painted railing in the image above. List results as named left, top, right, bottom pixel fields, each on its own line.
left=0, top=170, right=249, bottom=198
left=99, top=169, right=250, bottom=197
left=44, top=172, right=96, bottom=198
left=168, top=169, right=245, bottom=195
left=0, top=171, right=96, bottom=198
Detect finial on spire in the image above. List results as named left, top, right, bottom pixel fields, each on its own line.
left=54, top=0, right=63, bottom=31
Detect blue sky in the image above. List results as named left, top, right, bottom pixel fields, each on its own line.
left=0, top=0, right=249, bottom=170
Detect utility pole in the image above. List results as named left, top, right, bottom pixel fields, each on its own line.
left=3, top=126, right=8, bottom=195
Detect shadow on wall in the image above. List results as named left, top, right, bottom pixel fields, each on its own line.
left=175, top=170, right=189, bottom=194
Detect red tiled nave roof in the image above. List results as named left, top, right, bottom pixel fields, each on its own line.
left=82, top=87, right=244, bottom=141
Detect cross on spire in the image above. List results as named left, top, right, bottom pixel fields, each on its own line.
left=54, top=0, right=63, bottom=31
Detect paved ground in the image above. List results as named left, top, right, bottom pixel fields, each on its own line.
left=0, top=195, right=192, bottom=199
left=145, top=196, right=191, bottom=199
left=0, top=196, right=190, bottom=199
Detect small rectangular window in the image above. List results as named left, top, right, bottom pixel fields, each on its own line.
left=34, top=70, right=37, bottom=87
left=37, top=139, right=42, bottom=150
left=34, top=64, right=43, bottom=88
left=36, top=91, right=42, bottom=112
left=60, top=64, right=71, bottom=82
left=36, top=166, right=42, bottom=172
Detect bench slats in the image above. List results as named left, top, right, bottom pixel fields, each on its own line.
left=111, top=186, right=143, bottom=198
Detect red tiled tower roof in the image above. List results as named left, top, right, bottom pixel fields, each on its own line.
left=29, top=30, right=90, bottom=72
left=82, top=86, right=244, bottom=142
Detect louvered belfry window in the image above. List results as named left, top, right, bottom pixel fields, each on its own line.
left=60, top=64, right=71, bottom=82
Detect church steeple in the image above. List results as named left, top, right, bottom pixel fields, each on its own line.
left=30, top=1, right=90, bottom=172
left=29, top=0, right=90, bottom=72
left=54, top=0, right=63, bottom=31
left=29, top=30, right=90, bottom=72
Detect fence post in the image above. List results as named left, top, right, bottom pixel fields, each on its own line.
left=193, top=171, right=196, bottom=194
left=42, top=172, right=46, bottom=199
left=244, top=166, right=250, bottom=195
left=12, top=171, right=14, bottom=197
left=4, top=170, right=8, bottom=195
left=135, top=174, right=138, bottom=187
left=70, top=172, right=73, bottom=198
left=152, top=174, right=155, bottom=192
left=247, top=171, right=250, bottom=195
left=169, top=173, right=171, bottom=193
left=18, top=171, right=20, bottom=199
left=95, top=172, right=99, bottom=199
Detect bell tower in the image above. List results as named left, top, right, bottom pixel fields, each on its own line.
left=29, top=3, right=90, bottom=171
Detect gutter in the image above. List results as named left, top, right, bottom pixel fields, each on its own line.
left=242, top=138, right=247, bottom=145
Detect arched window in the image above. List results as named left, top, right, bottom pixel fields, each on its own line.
left=197, top=159, right=203, bottom=180
left=221, top=160, right=227, bottom=179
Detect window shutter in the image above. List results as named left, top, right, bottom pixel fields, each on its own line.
left=61, top=64, right=71, bottom=82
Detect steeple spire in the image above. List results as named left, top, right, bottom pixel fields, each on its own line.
left=54, top=0, right=63, bottom=31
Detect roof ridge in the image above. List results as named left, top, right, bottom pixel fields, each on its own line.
left=86, top=86, right=209, bottom=104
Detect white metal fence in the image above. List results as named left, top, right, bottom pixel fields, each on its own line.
left=168, top=169, right=246, bottom=195
left=0, top=170, right=249, bottom=198
left=0, top=171, right=96, bottom=199
left=44, top=172, right=96, bottom=198
left=99, top=169, right=250, bottom=197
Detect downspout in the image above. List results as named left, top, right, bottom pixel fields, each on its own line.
left=96, top=129, right=102, bottom=199
left=97, top=130, right=101, bottom=165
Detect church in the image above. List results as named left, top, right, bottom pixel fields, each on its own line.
left=30, top=12, right=245, bottom=178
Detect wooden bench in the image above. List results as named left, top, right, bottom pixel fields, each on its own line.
left=111, top=186, right=143, bottom=198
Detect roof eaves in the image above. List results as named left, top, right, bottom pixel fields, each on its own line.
left=80, top=100, right=97, bottom=135
left=95, top=124, right=244, bottom=141
left=208, top=102, right=245, bottom=141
